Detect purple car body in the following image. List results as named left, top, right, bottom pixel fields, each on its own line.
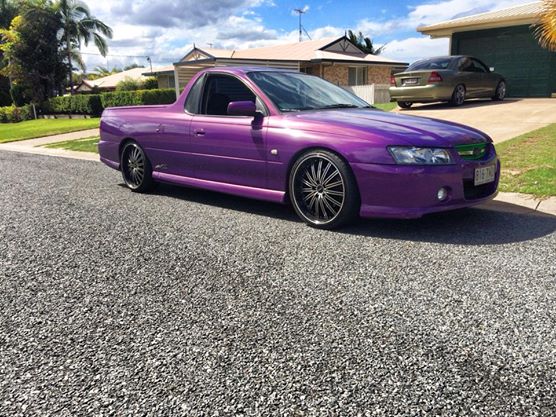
left=99, top=66, right=499, bottom=227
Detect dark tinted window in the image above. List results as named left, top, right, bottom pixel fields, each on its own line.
left=459, top=57, right=487, bottom=73
left=201, top=74, right=256, bottom=116
left=407, top=57, right=454, bottom=71
left=184, top=74, right=205, bottom=114
left=472, top=58, right=489, bottom=73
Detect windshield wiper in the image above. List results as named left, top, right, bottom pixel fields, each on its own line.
left=317, top=104, right=363, bottom=109
left=280, top=106, right=317, bottom=112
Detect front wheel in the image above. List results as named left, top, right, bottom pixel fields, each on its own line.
left=397, top=101, right=413, bottom=109
left=120, top=142, right=154, bottom=192
left=450, top=84, right=466, bottom=106
left=289, top=150, right=360, bottom=229
left=492, top=81, right=506, bottom=101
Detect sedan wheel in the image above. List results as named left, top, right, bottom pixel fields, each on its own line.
left=121, top=142, right=154, bottom=192
left=398, top=101, right=413, bottom=109
left=492, top=81, right=506, bottom=101
left=289, top=150, right=359, bottom=229
left=450, top=84, right=466, bottom=106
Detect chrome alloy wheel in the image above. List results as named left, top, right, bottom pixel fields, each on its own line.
left=291, top=155, right=345, bottom=224
left=122, top=144, right=145, bottom=189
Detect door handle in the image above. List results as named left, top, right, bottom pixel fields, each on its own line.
left=193, top=128, right=205, bottom=136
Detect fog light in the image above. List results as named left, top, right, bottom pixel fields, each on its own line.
left=437, top=187, right=448, bottom=201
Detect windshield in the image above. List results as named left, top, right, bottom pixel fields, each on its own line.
left=247, top=71, right=371, bottom=112
left=407, top=57, right=454, bottom=71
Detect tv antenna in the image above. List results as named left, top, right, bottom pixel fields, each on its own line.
left=293, top=7, right=311, bottom=42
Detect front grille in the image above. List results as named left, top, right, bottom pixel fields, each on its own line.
left=455, top=143, right=488, bottom=161
left=463, top=180, right=496, bottom=200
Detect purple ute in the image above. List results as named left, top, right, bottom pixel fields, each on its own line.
left=99, top=67, right=500, bottom=229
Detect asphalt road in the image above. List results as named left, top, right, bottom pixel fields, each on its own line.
left=1, top=151, right=556, bottom=416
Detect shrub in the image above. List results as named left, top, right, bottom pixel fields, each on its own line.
left=0, top=104, right=34, bottom=123
left=143, top=77, right=159, bottom=90
left=43, top=94, right=103, bottom=116
left=115, top=77, right=142, bottom=91
left=41, top=89, right=176, bottom=116
left=100, top=88, right=175, bottom=108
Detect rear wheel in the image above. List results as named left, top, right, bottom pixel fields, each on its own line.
left=492, top=81, right=506, bottom=101
left=450, top=84, right=466, bottom=106
left=120, top=142, right=154, bottom=193
left=289, top=150, right=359, bottom=229
left=397, top=101, right=413, bottom=109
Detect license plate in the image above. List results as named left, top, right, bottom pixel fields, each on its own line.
left=402, top=78, right=418, bottom=86
left=474, top=165, right=496, bottom=186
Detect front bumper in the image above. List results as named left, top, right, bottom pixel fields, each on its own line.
left=352, top=157, right=500, bottom=219
left=389, top=84, right=453, bottom=103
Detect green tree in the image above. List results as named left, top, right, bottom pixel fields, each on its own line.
left=0, top=0, right=18, bottom=105
left=347, top=30, right=385, bottom=55
left=1, top=5, right=67, bottom=103
left=53, top=0, right=112, bottom=94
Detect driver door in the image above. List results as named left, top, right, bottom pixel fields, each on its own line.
left=188, top=73, right=268, bottom=189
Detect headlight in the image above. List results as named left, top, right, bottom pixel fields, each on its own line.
left=388, top=146, right=453, bottom=165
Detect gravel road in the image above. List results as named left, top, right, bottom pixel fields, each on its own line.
left=1, top=151, right=555, bottom=416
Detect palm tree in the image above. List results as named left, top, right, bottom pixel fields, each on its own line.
left=347, top=30, right=385, bottom=55
left=53, top=0, right=112, bottom=93
left=534, top=0, right=556, bottom=51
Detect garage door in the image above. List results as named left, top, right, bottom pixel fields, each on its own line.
left=452, top=25, right=556, bottom=97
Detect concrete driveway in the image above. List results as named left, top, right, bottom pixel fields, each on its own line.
left=394, top=98, right=556, bottom=143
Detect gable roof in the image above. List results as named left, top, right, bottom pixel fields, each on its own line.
left=418, top=1, right=542, bottom=38
left=178, top=36, right=407, bottom=66
left=78, top=67, right=151, bottom=91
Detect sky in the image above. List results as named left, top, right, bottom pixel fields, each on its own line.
left=80, top=0, right=534, bottom=71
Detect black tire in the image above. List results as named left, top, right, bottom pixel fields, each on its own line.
left=398, top=101, right=413, bottom=109
left=492, top=80, right=506, bottom=101
left=450, top=84, right=466, bottom=106
left=120, top=141, right=154, bottom=193
left=289, top=149, right=359, bottom=229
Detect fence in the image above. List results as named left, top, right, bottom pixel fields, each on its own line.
left=343, top=84, right=390, bottom=105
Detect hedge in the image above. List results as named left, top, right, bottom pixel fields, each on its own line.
left=100, top=89, right=176, bottom=108
left=43, top=94, right=103, bottom=116
left=42, top=88, right=176, bottom=117
left=0, top=105, right=34, bottom=123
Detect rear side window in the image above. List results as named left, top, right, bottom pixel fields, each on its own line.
left=184, top=74, right=205, bottom=114
left=407, top=57, right=454, bottom=71
left=200, top=74, right=256, bottom=116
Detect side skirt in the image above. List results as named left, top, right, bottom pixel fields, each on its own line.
left=152, top=171, right=286, bottom=204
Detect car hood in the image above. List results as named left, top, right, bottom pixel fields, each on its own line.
left=283, top=108, right=491, bottom=147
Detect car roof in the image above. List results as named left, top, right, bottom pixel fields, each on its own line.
left=202, top=66, right=299, bottom=75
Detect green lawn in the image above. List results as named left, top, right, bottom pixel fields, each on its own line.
left=496, top=123, right=556, bottom=197
left=373, top=102, right=397, bottom=112
left=44, top=136, right=99, bottom=153
left=0, top=118, right=100, bottom=143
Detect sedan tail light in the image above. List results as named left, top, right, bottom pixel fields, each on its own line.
left=428, top=71, right=443, bottom=83
left=390, top=75, right=396, bottom=86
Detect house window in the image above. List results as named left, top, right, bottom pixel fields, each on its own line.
left=348, top=67, right=367, bottom=86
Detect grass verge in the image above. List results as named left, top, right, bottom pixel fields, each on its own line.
left=496, top=123, right=556, bottom=197
left=0, top=118, right=100, bottom=143
left=44, top=136, right=99, bottom=153
left=373, top=102, right=397, bottom=112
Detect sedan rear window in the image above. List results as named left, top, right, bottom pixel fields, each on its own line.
left=407, top=58, right=454, bottom=71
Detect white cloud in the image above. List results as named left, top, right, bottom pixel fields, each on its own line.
left=79, top=0, right=533, bottom=71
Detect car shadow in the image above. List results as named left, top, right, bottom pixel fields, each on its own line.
left=147, top=183, right=556, bottom=246
left=398, top=98, right=524, bottom=112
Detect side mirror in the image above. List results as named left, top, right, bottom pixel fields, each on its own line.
left=489, top=67, right=495, bottom=72
left=227, top=100, right=256, bottom=116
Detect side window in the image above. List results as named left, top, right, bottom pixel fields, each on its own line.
left=472, top=58, right=488, bottom=73
left=201, top=74, right=256, bottom=116
left=184, top=74, right=205, bottom=114
left=459, top=58, right=472, bottom=72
